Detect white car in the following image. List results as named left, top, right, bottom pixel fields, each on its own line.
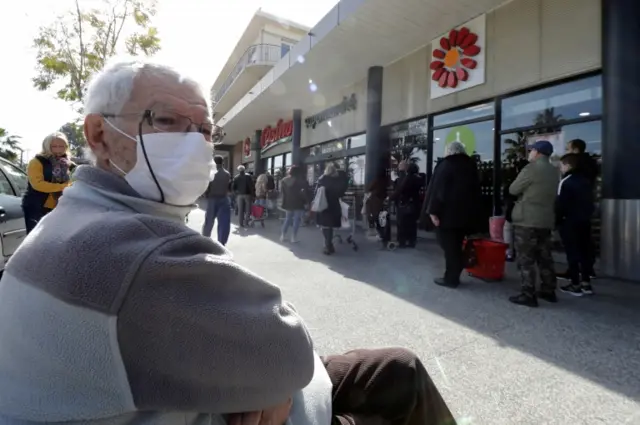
left=0, top=157, right=29, bottom=273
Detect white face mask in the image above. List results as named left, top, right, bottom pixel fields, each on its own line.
left=107, top=121, right=214, bottom=206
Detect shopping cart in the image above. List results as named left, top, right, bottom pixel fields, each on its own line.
left=247, top=203, right=266, bottom=228
left=334, top=191, right=359, bottom=251
left=377, top=198, right=397, bottom=251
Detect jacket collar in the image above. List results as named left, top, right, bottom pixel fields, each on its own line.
left=68, top=165, right=193, bottom=222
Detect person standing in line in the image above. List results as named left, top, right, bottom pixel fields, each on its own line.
left=22, top=132, right=76, bottom=234
left=233, top=165, right=254, bottom=227
left=280, top=165, right=310, bottom=243
left=557, top=138, right=598, bottom=280
left=255, top=172, right=269, bottom=208
left=556, top=153, right=595, bottom=296
left=392, top=162, right=423, bottom=248
left=201, top=155, right=232, bottom=245
left=365, top=169, right=390, bottom=249
left=316, top=163, right=347, bottom=255
left=424, top=141, right=482, bottom=288
left=508, top=140, right=560, bottom=307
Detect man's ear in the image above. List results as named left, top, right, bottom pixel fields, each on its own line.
left=84, top=114, right=107, bottom=157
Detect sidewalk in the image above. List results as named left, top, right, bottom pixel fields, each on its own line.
left=190, top=206, right=640, bottom=424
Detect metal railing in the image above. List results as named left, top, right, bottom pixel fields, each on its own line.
left=213, top=44, right=282, bottom=105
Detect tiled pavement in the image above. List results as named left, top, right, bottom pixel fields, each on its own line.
left=188, top=205, right=640, bottom=425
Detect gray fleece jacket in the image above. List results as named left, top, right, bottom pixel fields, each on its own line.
left=0, top=165, right=332, bottom=425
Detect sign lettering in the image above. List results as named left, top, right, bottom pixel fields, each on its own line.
left=305, top=94, right=357, bottom=129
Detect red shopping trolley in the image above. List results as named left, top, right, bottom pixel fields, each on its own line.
left=248, top=203, right=266, bottom=228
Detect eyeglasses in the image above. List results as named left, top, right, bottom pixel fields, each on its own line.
left=103, top=109, right=223, bottom=142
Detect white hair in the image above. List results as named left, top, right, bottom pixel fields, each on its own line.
left=41, top=132, right=70, bottom=157
left=237, top=165, right=245, bottom=172
left=324, top=163, right=337, bottom=176
left=445, top=141, right=467, bottom=157
left=84, top=57, right=211, bottom=116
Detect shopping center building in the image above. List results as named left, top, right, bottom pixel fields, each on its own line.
left=212, top=0, right=639, bottom=281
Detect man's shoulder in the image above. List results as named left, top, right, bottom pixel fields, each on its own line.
left=7, top=207, right=199, bottom=314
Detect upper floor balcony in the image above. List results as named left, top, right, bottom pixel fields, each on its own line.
left=212, top=44, right=283, bottom=116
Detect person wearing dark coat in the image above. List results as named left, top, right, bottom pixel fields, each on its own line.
left=557, top=138, right=599, bottom=280
left=556, top=153, right=595, bottom=297
left=424, top=141, right=482, bottom=288
left=280, top=165, right=311, bottom=243
left=391, top=162, right=423, bottom=248
left=366, top=170, right=390, bottom=248
left=315, top=163, right=347, bottom=255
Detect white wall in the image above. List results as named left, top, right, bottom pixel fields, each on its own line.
left=253, top=23, right=307, bottom=47
left=300, top=78, right=368, bottom=148
left=381, top=0, right=602, bottom=125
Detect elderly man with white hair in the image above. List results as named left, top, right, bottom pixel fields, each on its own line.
left=424, top=141, right=482, bottom=288
left=0, top=59, right=457, bottom=425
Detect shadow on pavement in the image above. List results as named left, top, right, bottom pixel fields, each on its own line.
left=214, top=206, right=640, bottom=403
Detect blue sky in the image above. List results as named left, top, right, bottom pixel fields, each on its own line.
left=0, top=0, right=337, bottom=156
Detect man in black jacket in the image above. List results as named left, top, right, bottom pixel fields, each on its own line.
left=557, top=138, right=598, bottom=280
left=425, top=141, right=482, bottom=288
left=556, top=153, right=595, bottom=296
left=233, top=165, right=254, bottom=227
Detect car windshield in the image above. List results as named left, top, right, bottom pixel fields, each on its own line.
left=0, top=160, right=28, bottom=196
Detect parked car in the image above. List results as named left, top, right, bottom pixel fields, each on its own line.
left=0, top=157, right=29, bottom=273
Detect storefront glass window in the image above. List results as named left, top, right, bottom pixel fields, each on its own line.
left=273, top=155, right=283, bottom=173
left=501, top=75, right=602, bottom=130
left=432, top=120, right=494, bottom=165
left=389, top=117, right=429, bottom=139
left=433, top=103, right=494, bottom=127
left=309, top=145, right=322, bottom=157
left=321, top=140, right=346, bottom=154
left=348, top=134, right=366, bottom=149
left=347, top=155, right=366, bottom=187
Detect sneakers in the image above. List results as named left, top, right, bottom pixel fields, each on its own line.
left=560, top=284, right=583, bottom=297
left=279, top=234, right=285, bottom=242
left=290, top=235, right=299, bottom=243
left=538, top=291, right=558, bottom=303
left=509, top=293, right=539, bottom=307
left=581, top=284, right=594, bottom=295
left=557, top=270, right=598, bottom=280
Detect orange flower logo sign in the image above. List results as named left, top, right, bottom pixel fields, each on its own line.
left=430, top=27, right=481, bottom=89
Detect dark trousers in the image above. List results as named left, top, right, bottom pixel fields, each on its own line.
left=514, top=226, right=557, bottom=296
left=322, top=227, right=334, bottom=249
left=396, top=205, right=417, bottom=247
left=436, top=228, right=467, bottom=284
left=323, top=347, right=457, bottom=425
left=236, top=195, right=252, bottom=227
left=202, top=196, right=231, bottom=245
left=23, top=205, right=52, bottom=234
left=559, top=221, right=592, bottom=285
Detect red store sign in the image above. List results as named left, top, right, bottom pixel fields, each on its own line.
left=243, top=137, right=251, bottom=157
left=261, top=118, right=293, bottom=149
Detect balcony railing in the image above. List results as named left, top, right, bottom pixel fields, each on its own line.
left=213, top=44, right=282, bottom=105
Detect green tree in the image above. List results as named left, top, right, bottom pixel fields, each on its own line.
left=0, top=128, right=22, bottom=163
left=59, top=121, right=87, bottom=157
left=534, top=107, right=564, bottom=134
left=33, top=0, right=160, bottom=109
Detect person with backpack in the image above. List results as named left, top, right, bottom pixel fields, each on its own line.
left=556, top=153, right=595, bottom=296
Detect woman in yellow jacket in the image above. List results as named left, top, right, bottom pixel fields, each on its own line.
left=21, top=132, right=76, bottom=234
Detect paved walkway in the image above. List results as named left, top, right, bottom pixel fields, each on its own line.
left=188, top=206, right=640, bottom=425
